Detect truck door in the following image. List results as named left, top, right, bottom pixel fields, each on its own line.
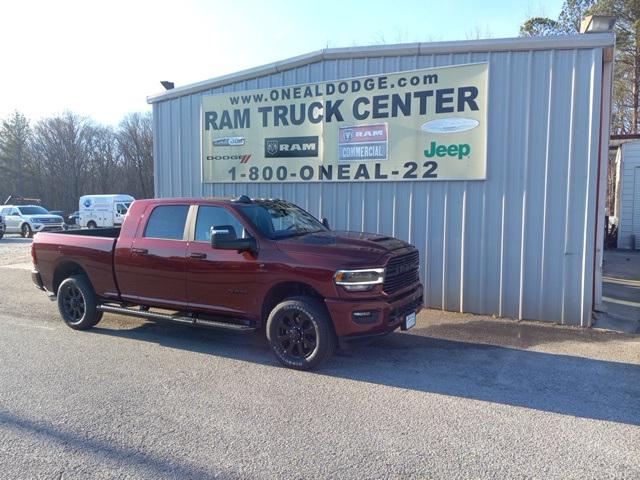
left=116, top=204, right=189, bottom=309
left=186, top=205, right=263, bottom=319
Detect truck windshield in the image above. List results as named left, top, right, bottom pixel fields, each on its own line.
left=238, top=200, right=327, bottom=239
left=18, top=206, right=49, bottom=215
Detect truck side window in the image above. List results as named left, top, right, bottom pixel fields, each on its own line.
left=144, top=205, right=189, bottom=240
left=195, top=206, right=247, bottom=242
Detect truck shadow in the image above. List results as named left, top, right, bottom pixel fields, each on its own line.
left=91, top=321, right=640, bottom=426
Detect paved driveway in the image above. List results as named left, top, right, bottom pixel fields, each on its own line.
left=0, top=239, right=639, bottom=479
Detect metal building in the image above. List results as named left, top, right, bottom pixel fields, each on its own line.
left=615, top=141, right=640, bottom=249
left=147, top=34, right=615, bottom=327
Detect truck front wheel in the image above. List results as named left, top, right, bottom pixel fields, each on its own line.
left=57, top=275, right=103, bottom=330
left=266, top=296, right=336, bottom=370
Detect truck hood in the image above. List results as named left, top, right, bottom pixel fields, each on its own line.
left=275, top=230, right=413, bottom=267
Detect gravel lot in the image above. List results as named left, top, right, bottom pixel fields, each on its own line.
left=1, top=237, right=639, bottom=479
left=0, top=235, right=32, bottom=266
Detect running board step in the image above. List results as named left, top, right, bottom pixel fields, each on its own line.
left=96, top=304, right=256, bottom=332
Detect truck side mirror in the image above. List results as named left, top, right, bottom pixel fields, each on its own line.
left=210, top=225, right=257, bottom=254
left=321, top=217, right=330, bottom=229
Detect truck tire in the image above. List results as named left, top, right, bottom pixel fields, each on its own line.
left=57, top=275, right=103, bottom=330
left=21, top=223, right=32, bottom=238
left=0, top=232, right=3, bottom=239
left=266, top=296, right=336, bottom=370
left=87, top=221, right=97, bottom=229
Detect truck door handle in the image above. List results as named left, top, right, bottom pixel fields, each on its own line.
left=132, top=247, right=148, bottom=255
left=189, top=252, right=207, bottom=259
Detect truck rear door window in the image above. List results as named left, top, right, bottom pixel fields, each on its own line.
left=144, top=205, right=189, bottom=240
left=195, top=206, right=248, bottom=242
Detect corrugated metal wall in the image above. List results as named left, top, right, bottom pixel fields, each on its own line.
left=617, top=142, right=640, bottom=249
left=152, top=44, right=608, bottom=326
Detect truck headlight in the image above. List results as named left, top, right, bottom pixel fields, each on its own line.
left=334, top=268, right=384, bottom=291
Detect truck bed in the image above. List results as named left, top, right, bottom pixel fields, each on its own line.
left=32, top=229, right=121, bottom=300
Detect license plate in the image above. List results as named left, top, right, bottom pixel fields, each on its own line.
left=403, top=311, right=416, bottom=330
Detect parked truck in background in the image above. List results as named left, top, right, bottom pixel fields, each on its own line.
left=79, top=194, right=134, bottom=229
left=31, top=196, right=423, bottom=370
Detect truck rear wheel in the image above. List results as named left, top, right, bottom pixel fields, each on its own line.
left=87, top=221, right=97, bottom=229
left=57, top=275, right=103, bottom=330
left=266, top=296, right=336, bottom=370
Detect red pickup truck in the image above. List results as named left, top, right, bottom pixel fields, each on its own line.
left=31, top=196, right=423, bottom=370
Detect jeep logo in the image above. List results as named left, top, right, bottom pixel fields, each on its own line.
left=424, top=141, right=471, bottom=160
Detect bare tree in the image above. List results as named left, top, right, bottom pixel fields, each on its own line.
left=30, top=112, right=94, bottom=211
left=86, top=125, right=121, bottom=195
left=0, top=110, right=153, bottom=211
left=116, top=112, right=153, bottom=198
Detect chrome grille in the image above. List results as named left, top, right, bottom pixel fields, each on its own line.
left=383, top=250, right=420, bottom=294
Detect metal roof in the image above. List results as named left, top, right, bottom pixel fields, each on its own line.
left=147, top=33, right=615, bottom=104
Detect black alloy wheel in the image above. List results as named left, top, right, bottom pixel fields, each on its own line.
left=56, top=275, right=103, bottom=330
left=59, top=282, right=86, bottom=325
left=274, top=309, right=317, bottom=359
left=266, top=296, right=336, bottom=370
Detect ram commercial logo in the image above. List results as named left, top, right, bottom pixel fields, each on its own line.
left=264, top=136, right=319, bottom=158
left=206, top=154, right=251, bottom=163
left=338, top=123, right=388, bottom=162
left=213, top=136, right=246, bottom=147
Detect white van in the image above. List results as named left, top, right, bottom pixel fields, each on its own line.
left=79, top=194, right=135, bottom=228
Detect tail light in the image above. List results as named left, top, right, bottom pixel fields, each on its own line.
left=31, top=242, right=37, bottom=266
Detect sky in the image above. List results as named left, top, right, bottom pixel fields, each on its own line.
left=0, top=0, right=563, bottom=126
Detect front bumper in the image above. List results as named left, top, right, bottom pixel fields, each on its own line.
left=32, top=224, right=64, bottom=232
left=325, top=284, right=423, bottom=339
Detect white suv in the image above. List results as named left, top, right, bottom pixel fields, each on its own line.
left=0, top=205, right=65, bottom=238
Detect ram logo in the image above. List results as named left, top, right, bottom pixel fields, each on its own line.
left=264, top=136, right=319, bottom=158
left=266, top=140, right=279, bottom=155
